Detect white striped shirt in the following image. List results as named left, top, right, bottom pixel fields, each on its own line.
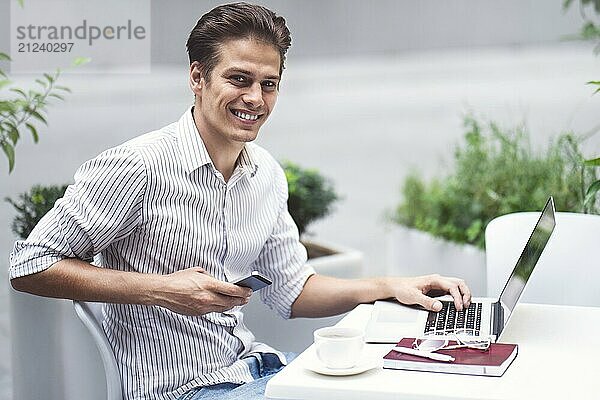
left=9, top=108, right=315, bottom=400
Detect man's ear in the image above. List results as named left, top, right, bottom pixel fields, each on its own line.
left=189, top=61, right=204, bottom=95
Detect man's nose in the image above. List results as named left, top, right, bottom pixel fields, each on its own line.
left=242, top=83, right=264, bottom=108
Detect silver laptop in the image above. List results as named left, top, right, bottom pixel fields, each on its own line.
left=366, top=196, right=556, bottom=343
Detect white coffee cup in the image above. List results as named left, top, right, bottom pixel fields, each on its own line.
left=313, top=326, right=364, bottom=369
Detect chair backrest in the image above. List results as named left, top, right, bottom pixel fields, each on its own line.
left=73, top=301, right=123, bottom=400
left=485, top=212, right=600, bottom=307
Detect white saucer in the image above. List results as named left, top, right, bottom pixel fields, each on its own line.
left=304, top=352, right=381, bottom=376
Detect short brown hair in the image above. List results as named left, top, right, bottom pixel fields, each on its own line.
left=186, top=2, right=292, bottom=80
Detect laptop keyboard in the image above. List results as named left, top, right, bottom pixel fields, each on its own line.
left=424, top=301, right=482, bottom=335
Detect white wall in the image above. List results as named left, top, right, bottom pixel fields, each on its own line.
left=149, top=0, right=585, bottom=63
left=0, top=0, right=588, bottom=66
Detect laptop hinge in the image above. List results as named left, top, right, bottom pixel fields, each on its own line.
left=492, top=301, right=504, bottom=338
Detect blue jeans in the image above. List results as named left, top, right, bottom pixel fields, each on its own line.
left=177, top=352, right=296, bottom=400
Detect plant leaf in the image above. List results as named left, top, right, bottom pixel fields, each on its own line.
left=10, top=88, right=28, bottom=99
left=43, top=73, right=55, bottom=84
left=25, top=123, right=38, bottom=143
left=34, top=78, right=47, bottom=88
left=0, top=99, right=19, bottom=113
left=584, top=157, right=600, bottom=166
left=1, top=140, right=15, bottom=173
left=72, top=57, right=91, bottom=67
left=29, top=109, right=47, bottom=125
left=54, top=85, right=72, bottom=93
left=48, top=93, right=65, bottom=101
left=0, top=53, right=10, bottom=61
left=584, top=180, right=600, bottom=207
left=7, top=122, right=20, bottom=144
left=587, top=80, right=600, bottom=93
left=0, top=79, right=11, bottom=90
left=563, top=0, right=574, bottom=10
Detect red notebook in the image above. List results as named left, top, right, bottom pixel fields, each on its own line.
left=383, top=338, right=518, bottom=377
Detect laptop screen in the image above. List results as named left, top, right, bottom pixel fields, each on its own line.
left=498, top=197, right=556, bottom=314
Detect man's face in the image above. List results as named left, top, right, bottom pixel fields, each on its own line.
left=191, top=37, right=281, bottom=148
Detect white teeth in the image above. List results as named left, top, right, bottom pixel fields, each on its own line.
left=233, top=110, right=259, bottom=121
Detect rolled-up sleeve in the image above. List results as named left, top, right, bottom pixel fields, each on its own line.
left=9, top=146, right=146, bottom=279
left=254, top=166, right=315, bottom=320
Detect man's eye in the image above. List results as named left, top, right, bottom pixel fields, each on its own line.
left=262, top=81, right=277, bottom=90
left=231, top=76, right=248, bottom=84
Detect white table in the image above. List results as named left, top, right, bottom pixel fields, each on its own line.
left=266, top=303, right=600, bottom=400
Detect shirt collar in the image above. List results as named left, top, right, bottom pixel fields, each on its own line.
left=177, top=107, right=212, bottom=174
left=236, top=144, right=259, bottom=178
left=177, top=107, right=258, bottom=178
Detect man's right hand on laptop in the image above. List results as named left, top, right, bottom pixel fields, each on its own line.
left=387, top=274, right=471, bottom=312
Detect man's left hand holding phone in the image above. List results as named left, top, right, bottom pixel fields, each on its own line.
left=157, top=267, right=270, bottom=316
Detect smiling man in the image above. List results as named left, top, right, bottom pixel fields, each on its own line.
left=9, top=3, right=471, bottom=400
left=189, top=35, right=280, bottom=181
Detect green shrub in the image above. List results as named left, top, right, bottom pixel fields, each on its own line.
left=5, top=184, right=69, bottom=239
left=562, top=1, right=600, bottom=215
left=393, top=116, right=598, bottom=249
left=282, top=161, right=339, bottom=237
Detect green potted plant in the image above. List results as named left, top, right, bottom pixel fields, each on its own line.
left=283, top=160, right=337, bottom=255
left=387, top=115, right=599, bottom=294
left=562, top=2, right=600, bottom=208
left=5, top=184, right=69, bottom=239
left=282, top=160, right=363, bottom=277
left=283, top=160, right=338, bottom=238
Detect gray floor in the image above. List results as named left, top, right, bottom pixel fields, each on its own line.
left=2, top=43, right=600, bottom=399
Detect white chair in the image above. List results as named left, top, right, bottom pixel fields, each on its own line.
left=73, top=298, right=341, bottom=397
left=71, top=249, right=363, bottom=396
left=485, top=211, right=600, bottom=307
left=73, top=301, right=123, bottom=400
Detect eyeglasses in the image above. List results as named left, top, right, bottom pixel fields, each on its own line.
left=412, top=329, right=492, bottom=352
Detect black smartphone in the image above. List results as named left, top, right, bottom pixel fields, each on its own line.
left=232, top=271, right=272, bottom=291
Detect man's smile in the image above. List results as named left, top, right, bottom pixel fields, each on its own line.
left=230, top=108, right=263, bottom=122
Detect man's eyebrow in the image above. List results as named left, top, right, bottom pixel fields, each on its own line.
left=223, top=68, right=280, bottom=80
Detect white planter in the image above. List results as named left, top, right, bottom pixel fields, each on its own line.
left=385, top=225, right=487, bottom=296
left=302, top=239, right=364, bottom=279
left=9, top=289, right=106, bottom=400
